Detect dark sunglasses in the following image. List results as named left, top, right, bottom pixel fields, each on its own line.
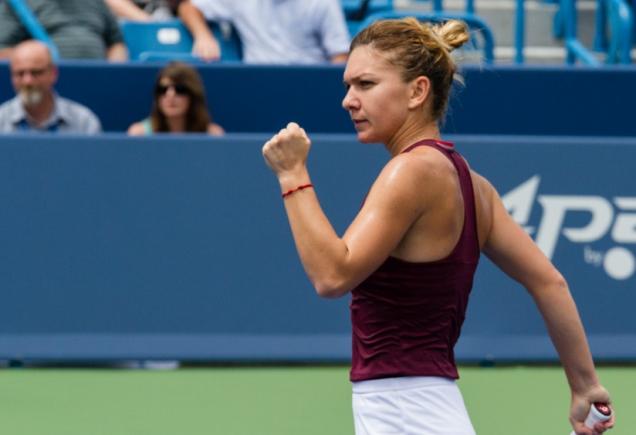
left=155, top=83, right=190, bottom=96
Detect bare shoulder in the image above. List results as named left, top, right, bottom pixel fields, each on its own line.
left=207, top=123, right=225, bottom=136
left=471, top=170, right=497, bottom=206
left=367, top=148, right=458, bottom=215
left=382, top=147, right=456, bottom=188
left=127, top=122, right=145, bottom=136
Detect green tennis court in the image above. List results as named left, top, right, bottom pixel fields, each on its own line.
left=1, top=365, right=632, bottom=434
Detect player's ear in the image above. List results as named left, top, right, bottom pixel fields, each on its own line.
left=408, top=76, right=431, bottom=110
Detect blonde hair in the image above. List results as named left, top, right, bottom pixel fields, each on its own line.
left=350, top=18, right=470, bottom=121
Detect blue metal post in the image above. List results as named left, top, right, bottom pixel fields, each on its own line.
left=562, top=0, right=576, bottom=63
left=515, top=0, right=525, bottom=63
left=466, top=0, right=475, bottom=14
left=610, top=0, right=634, bottom=63
left=6, top=0, right=60, bottom=61
left=594, top=0, right=608, bottom=50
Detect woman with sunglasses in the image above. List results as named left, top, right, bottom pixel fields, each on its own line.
left=128, top=61, right=224, bottom=135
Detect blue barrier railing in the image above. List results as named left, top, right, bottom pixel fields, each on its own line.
left=605, top=0, right=633, bottom=63
left=594, top=0, right=608, bottom=50
left=6, top=0, right=59, bottom=61
left=515, top=0, right=525, bottom=63
left=556, top=0, right=632, bottom=65
left=465, top=0, right=475, bottom=14
left=592, top=0, right=633, bottom=60
left=562, top=0, right=602, bottom=65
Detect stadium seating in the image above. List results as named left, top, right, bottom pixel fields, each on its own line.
left=555, top=0, right=633, bottom=64
left=121, top=19, right=242, bottom=62
left=342, top=0, right=394, bottom=36
left=341, top=0, right=394, bottom=19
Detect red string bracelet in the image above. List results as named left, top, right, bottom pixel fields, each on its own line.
left=282, top=183, right=314, bottom=199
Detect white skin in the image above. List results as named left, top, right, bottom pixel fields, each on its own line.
left=178, top=0, right=221, bottom=61
left=156, top=79, right=224, bottom=134
left=157, top=78, right=191, bottom=130
left=105, top=0, right=151, bottom=21
left=262, top=45, right=614, bottom=434
left=10, top=40, right=58, bottom=126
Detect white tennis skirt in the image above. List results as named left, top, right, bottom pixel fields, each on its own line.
left=352, top=376, right=476, bottom=435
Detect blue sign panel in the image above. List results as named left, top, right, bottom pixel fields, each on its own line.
left=456, top=136, right=636, bottom=361
left=0, top=134, right=633, bottom=362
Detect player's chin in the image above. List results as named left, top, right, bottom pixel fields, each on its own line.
left=356, top=131, right=379, bottom=144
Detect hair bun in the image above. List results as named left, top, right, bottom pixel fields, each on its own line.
left=432, top=20, right=470, bottom=51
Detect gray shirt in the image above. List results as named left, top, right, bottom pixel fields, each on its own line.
left=0, top=0, right=123, bottom=59
left=0, top=94, right=102, bottom=134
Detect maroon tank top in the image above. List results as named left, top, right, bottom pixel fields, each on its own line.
left=350, top=139, right=480, bottom=382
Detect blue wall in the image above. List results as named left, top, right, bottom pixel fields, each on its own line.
left=1, top=62, right=636, bottom=136
left=0, top=134, right=633, bottom=362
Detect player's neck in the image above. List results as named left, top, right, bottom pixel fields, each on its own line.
left=387, top=122, right=440, bottom=156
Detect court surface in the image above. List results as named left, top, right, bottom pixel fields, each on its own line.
left=1, top=365, right=632, bottom=435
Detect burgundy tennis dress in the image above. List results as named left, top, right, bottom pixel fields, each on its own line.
left=350, top=139, right=480, bottom=382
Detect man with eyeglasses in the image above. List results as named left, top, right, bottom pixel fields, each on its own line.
left=0, top=40, right=101, bottom=134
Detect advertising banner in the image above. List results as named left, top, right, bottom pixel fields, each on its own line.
left=0, top=134, right=632, bottom=362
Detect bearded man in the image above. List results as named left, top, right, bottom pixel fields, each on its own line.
left=0, top=40, right=101, bottom=133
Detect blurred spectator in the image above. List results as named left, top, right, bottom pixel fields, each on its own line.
left=106, top=0, right=181, bottom=21
left=0, top=0, right=127, bottom=61
left=178, top=0, right=350, bottom=64
left=0, top=40, right=101, bottom=134
left=128, top=61, right=224, bottom=135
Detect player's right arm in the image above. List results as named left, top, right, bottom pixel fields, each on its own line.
left=178, top=0, right=220, bottom=61
left=479, top=177, right=614, bottom=434
left=262, top=123, right=442, bottom=299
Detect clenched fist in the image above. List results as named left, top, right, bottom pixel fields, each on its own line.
left=262, top=122, right=312, bottom=176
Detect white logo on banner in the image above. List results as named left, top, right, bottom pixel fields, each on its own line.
left=502, top=176, right=636, bottom=280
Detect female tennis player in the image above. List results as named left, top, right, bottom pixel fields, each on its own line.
left=262, top=18, right=614, bottom=435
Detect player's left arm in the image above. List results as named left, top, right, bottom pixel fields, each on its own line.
left=481, top=178, right=614, bottom=433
